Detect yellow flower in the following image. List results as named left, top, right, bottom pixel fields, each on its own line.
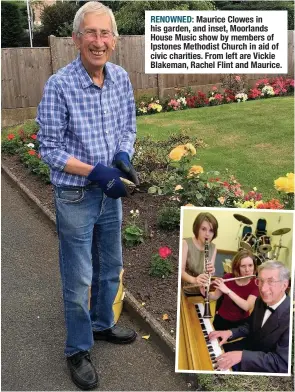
left=184, top=143, right=196, bottom=156
left=184, top=203, right=195, bottom=207
left=174, top=185, right=183, bottom=191
left=169, top=145, right=187, bottom=161
left=218, top=196, right=225, bottom=205
left=274, top=174, right=294, bottom=193
left=188, top=165, right=204, bottom=177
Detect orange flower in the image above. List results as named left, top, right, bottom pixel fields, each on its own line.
left=169, top=145, right=187, bottom=161
left=28, top=150, right=36, bottom=156
left=188, top=165, right=204, bottom=177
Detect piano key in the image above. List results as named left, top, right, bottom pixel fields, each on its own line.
left=195, top=303, right=231, bottom=372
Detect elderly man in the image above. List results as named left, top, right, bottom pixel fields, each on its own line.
left=209, top=261, right=291, bottom=373
left=37, top=2, right=138, bottom=390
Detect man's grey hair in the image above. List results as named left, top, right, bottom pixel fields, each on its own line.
left=73, top=1, right=118, bottom=37
left=258, top=260, right=290, bottom=281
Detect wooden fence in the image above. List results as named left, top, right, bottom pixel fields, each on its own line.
left=2, top=32, right=294, bottom=112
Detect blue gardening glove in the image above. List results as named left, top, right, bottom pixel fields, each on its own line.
left=113, top=152, right=140, bottom=186
left=87, top=163, right=128, bottom=199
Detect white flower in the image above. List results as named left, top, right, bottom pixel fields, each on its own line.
left=130, top=210, right=134, bottom=214
left=135, top=209, right=139, bottom=214
left=262, top=85, right=275, bottom=96
left=27, top=143, right=35, bottom=148
left=253, top=187, right=257, bottom=191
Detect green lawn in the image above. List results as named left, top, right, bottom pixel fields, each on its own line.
left=137, top=97, right=294, bottom=200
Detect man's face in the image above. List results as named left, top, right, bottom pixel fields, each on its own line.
left=258, top=268, right=288, bottom=306
left=73, top=12, right=116, bottom=72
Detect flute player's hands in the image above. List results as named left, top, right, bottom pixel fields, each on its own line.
left=212, top=278, right=229, bottom=294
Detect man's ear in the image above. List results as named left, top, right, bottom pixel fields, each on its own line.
left=282, top=279, right=289, bottom=292
left=72, top=32, right=80, bottom=50
left=111, top=36, right=117, bottom=51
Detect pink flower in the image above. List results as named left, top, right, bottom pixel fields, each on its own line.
left=215, top=94, right=223, bottom=101
left=212, top=86, right=218, bottom=91
left=235, top=75, right=241, bottom=82
left=159, top=247, right=172, bottom=259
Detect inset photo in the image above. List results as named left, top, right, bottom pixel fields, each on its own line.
left=176, top=207, right=294, bottom=376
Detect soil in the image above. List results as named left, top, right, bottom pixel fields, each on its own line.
left=2, top=154, right=179, bottom=337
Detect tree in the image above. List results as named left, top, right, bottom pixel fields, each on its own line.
left=1, top=2, right=24, bottom=47
left=40, top=1, right=79, bottom=36
left=114, top=1, right=215, bottom=35
left=214, top=1, right=294, bottom=30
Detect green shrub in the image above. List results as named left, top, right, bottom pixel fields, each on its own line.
left=1, top=2, right=24, bottom=47
left=40, top=2, right=78, bottom=36
left=133, top=131, right=207, bottom=185
left=123, top=224, right=144, bottom=247
left=149, top=254, right=173, bottom=278
left=157, top=206, right=180, bottom=230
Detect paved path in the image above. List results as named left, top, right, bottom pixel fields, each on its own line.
left=1, top=175, right=189, bottom=391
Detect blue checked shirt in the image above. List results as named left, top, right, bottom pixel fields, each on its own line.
left=36, top=56, right=137, bottom=187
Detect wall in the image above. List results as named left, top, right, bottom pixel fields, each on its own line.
left=181, top=207, right=294, bottom=271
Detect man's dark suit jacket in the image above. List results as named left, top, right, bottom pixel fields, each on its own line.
left=229, top=295, right=290, bottom=373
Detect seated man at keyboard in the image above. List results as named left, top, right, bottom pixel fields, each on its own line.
left=209, top=261, right=290, bottom=373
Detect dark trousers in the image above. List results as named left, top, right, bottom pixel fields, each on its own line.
left=213, top=313, right=250, bottom=331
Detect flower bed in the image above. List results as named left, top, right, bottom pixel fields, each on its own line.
left=1, top=123, right=294, bottom=210
left=135, top=75, right=294, bottom=115
left=148, top=142, right=294, bottom=210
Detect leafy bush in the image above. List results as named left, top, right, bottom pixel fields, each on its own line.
left=40, top=2, right=78, bottom=36
left=123, top=224, right=144, bottom=247
left=149, top=247, right=173, bottom=278
left=157, top=206, right=180, bottom=231
left=132, top=131, right=207, bottom=186
left=1, top=121, right=50, bottom=184
left=122, top=209, right=144, bottom=247
left=1, top=2, right=24, bottom=47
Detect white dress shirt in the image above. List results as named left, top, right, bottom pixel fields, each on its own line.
left=261, top=294, right=286, bottom=327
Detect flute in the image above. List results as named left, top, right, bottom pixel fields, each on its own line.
left=212, top=275, right=256, bottom=283
left=183, top=274, right=256, bottom=290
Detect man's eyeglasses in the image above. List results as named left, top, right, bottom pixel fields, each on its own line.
left=78, top=29, right=114, bottom=40
left=255, top=278, right=281, bottom=287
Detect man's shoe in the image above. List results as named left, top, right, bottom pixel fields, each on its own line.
left=93, top=325, right=137, bottom=344
left=67, top=351, right=98, bottom=390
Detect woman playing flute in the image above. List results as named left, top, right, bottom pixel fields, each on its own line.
left=201, top=249, right=259, bottom=330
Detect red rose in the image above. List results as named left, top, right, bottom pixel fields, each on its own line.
left=28, top=150, right=36, bottom=156
left=7, top=134, right=15, bottom=140
left=159, top=247, right=172, bottom=259
left=31, top=134, right=37, bottom=140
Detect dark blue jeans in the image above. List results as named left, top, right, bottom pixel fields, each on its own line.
left=54, top=185, right=123, bottom=356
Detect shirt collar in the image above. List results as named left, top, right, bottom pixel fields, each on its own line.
left=266, top=293, right=286, bottom=310
left=74, top=55, right=115, bottom=88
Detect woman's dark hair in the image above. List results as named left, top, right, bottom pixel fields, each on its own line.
left=192, top=212, right=218, bottom=240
